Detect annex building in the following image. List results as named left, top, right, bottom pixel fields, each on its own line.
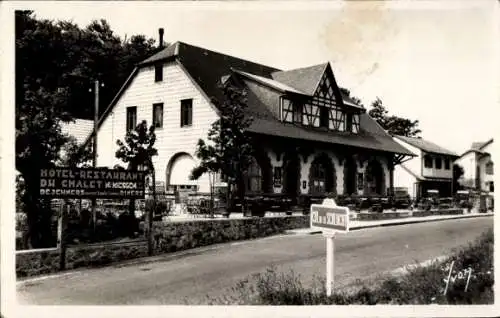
left=83, top=38, right=415, bottom=201
left=393, top=136, right=459, bottom=199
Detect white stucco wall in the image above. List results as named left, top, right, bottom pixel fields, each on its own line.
left=96, top=61, right=219, bottom=193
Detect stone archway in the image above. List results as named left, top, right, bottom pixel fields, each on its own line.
left=364, top=159, right=386, bottom=196
left=166, top=152, right=197, bottom=189
left=308, top=153, right=336, bottom=196
left=282, top=152, right=301, bottom=197
left=343, top=156, right=357, bottom=195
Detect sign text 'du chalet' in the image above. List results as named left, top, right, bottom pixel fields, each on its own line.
left=39, top=167, right=146, bottom=199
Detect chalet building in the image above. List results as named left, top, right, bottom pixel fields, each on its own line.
left=393, top=136, right=459, bottom=199
left=82, top=37, right=414, bottom=202
left=455, top=139, right=494, bottom=194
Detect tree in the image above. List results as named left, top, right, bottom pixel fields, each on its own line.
left=16, top=11, right=75, bottom=248
left=368, top=97, right=422, bottom=137
left=190, top=80, right=255, bottom=212
left=453, top=164, right=465, bottom=194
left=15, top=11, right=160, bottom=247
left=59, top=135, right=93, bottom=168
left=115, top=120, right=158, bottom=241
left=340, top=87, right=364, bottom=107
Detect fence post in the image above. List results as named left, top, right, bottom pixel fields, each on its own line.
left=58, top=202, right=68, bottom=270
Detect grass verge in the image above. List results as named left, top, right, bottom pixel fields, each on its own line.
left=206, top=228, right=493, bottom=305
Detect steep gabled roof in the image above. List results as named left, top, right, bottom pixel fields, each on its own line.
left=232, top=69, right=308, bottom=95
left=395, top=135, right=458, bottom=157
left=471, top=138, right=493, bottom=151
left=140, top=42, right=280, bottom=106
left=82, top=41, right=414, bottom=156
left=459, top=138, right=493, bottom=158
left=271, top=63, right=328, bottom=96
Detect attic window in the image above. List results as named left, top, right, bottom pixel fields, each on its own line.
left=155, top=64, right=163, bottom=82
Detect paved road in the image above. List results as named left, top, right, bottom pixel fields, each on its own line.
left=17, top=217, right=492, bottom=305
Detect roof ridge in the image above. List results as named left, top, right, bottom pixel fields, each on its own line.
left=175, top=41, right=281, bottom=72
left=271, top=62, right=329, bottom=76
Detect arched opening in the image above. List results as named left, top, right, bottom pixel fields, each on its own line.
left=343, top=156, right=357, bottom=195
left=365, top=160, right=386, bottom=196
left=166, top=152, right=198, bottom=192
left=245, top=157, right=263, bottom=194
left=309, top=153, right=336, bottom=195
left=253, top=150, right=273, bottom=193
left=282, top=152, right=301, bottom=197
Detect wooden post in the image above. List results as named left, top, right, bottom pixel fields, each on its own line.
left=58, top=203, right=68, bottom=270
left=324, top=232, right=336, bottom=297
left=148, top=167, right=156, bottom=256
left=92, top=80, right=99, bottom=234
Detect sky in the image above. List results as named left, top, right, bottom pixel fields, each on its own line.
left=9, top=0, right=500, bottom=154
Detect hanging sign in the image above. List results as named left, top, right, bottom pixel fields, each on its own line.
left=273, top=167, right=282, bottom=188
left=39, top=167, right=146, bottom=199
left=357, top=173, right=364, bottom=190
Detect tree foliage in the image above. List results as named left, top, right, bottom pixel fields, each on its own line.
left=15, top=10, right=160, bottom=247
left=368, top=98, right=422, bottom=137
left=339, top=87, right=364, bottom=107
left=115, top=120, right=158, bottom=172
left=115, top=120, right=158, bottom=222
left=453, top=164, right=465, bottom=193
left=191, top=80, right=255, bottom=207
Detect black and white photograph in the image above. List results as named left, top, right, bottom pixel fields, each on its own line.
left=1, top=0, right=498, bottom=317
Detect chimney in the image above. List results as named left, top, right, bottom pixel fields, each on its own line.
left=158, top=28, right=164, bottom=49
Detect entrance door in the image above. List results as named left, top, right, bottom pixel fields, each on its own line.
left=344, top=157, right=357, bottom=195
left=283, top=154, right=300, bottom=197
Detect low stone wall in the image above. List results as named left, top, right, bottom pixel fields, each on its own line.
left=357, top=211, right=412, bottom=221
left=16, top=248, right=61, bottom=278
left=411, top=208, right=464, bottom=218
left=17, top=216, right=308, bottom=278
left=152, top=216, right=308, bottom=254
left=357, top=208, right=463, bottom=221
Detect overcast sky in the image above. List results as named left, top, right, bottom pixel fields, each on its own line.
left=12, top=0, right=500, bottom=154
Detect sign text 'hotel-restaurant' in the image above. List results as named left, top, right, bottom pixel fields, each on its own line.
left=39, top=168, right=146, bottom=199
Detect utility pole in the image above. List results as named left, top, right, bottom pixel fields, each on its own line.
left=148, top=163, right=156, bottom=256
left=92, top=80, right=99, bottom=233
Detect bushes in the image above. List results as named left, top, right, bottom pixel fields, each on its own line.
left=212, top=229, right=494, bottom=305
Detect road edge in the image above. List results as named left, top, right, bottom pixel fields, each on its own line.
left=288, top=213, right=494, bottom=235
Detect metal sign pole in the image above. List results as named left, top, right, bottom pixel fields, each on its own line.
left=324, top=232, right=336, bottom=297
left=310, top=198, right=349, bottom=298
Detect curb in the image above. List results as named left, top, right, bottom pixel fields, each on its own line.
left=287, top=213, right=494, bottom=235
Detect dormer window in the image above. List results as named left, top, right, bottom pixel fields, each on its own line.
left=352, top=113, right=360, bottom=133
left=281, top=97, right=302, bottom=124
left=319, top=107, right=329, bottom=128
left=293, top=103, right=302, bottom=123
left=345, top=113, right=353, bottom=132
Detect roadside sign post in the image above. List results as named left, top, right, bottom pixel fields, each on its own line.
left=310, top=198, right=350, bottom=297
left=40, top=167, right=147, bottom=270
left=57, top=203, right=69, bottom=270
left=324, top=231, right=335, bottom=296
